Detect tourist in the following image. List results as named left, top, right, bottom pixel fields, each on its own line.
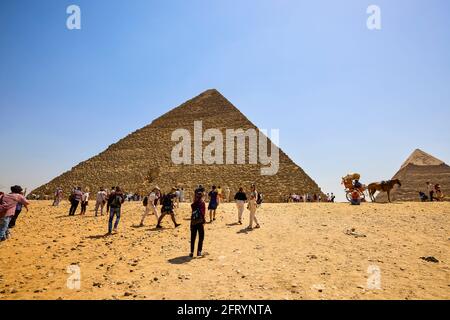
left=80, top=188, right=89, bottom=215
left=68, top=187, right=83, bottom=216
left=234, top=187, right=247, bottom=224
left=427, top=182, right=434, bottom=201
left=107, top=186, right=125, bottom=234
left=313, top=194, right=318, bottom=202
left=174, top=188, right=181, bottom=208
left=224, top=186, right=231, bottom=203
left=208, top=185, right=219, bottom=223
left=52, top=187, right=63, bottom=206
left=217, top=186, right=223, bottom=203
left=156, top=188, right=181, bottom=229
left=247, top=184, right=260, bottom=229
left=190, top=191, right=206, bottom=257
left=180, top=188, right=185, bottom=203
left=195, top=185, right=205, bottom=198
left=419, top=191, right=428, bottom=202
left=330, top=193, right=336, bottom=203
left=0, top=186, right=29, bottom=241
left=8, top=190, right=28, bottom=229
left=139, top=187, right=160, bottom=226
left=434, top=184, right=443, bottom=201
left=350, top=190, right=361, bottom=205
left=94, top=188, right=107, bottom=216
left=106, top=186, right=115, bottom=213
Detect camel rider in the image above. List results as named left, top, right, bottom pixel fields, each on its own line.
left=354, top=179, right=362, bottom=189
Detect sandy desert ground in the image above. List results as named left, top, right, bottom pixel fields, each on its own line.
left=0, top=200, right=449, bottom=300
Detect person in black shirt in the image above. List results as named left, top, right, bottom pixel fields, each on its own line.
left=234, top=187, right=247, bottom=225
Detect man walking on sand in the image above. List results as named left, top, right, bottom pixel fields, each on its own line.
left=139, top=187, right=160, bottom=226
left=95, top=188, right=107, bottom=216
left=156, top=188, right=181, bottom=229
left=68, top=187, right=83, bottom=216
left=0, top=185, right=29, bottom=241
left=107, top=186, right=125, bottom=234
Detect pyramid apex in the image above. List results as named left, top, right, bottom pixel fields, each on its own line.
left=400, top=148, right=445, bottom=169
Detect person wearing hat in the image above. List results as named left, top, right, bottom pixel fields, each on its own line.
left=139, top=186, right=160, bottom=226
left=156, top=187, right=181, bottom=229
left=0, top=185, right=29, bottom=241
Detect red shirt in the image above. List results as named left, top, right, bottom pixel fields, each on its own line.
left=191, top=200, right=206, bottom=218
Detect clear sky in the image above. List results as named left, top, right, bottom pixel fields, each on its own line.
left=1, top=0, right=449, bottom=201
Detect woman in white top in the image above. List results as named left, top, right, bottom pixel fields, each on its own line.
left=80, top=188, right=90, bottom=215
left=247, top=184, right=260, bottom=230
left=139, top=187, right=160, bottom=226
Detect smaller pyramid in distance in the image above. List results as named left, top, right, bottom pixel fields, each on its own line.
left=376, top=148, right=450, bottom=202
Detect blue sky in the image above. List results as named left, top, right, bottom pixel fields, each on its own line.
left=1, top=0, right=449, bottom=200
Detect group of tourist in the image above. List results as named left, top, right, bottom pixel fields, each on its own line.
left=420, top=182, right=444, bottom=202
left=287, top=193, right=335, bottom=203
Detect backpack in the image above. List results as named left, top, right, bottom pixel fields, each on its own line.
left=142, top=196, right=148, bottom=207
left=110, top=194, right=123, bottom=208
left=191, top=205, right=204, bottom=226
left=256, top=192, right=263, bottom=205
left=161, top=194, right=174, bottom=212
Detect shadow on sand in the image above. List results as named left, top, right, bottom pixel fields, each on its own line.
left=237, top=228, right=253, bottom=234
left=226, top=222, right=241, bottom=227
left=168, top=256, right=192, bottom=265
left=86, top=233, right=111, bottom=239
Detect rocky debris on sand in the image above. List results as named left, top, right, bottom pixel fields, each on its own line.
left=420, top=256, right=439, bottom=263
left=344, top=228, right=366, bottom=238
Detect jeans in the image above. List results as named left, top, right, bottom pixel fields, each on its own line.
left=0, top=216, right=12, bottom=240
left=108, top=207, right=121, bottom=233
left=69, top=200, right=80, bottom=216
left=190, top=223, right=205, bottom=254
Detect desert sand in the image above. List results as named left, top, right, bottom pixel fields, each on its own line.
left=0, top=201, right=449, bottom=300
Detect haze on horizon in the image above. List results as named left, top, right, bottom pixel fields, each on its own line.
left=1, top=0, right=449, bottom=201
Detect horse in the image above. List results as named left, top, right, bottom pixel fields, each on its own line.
left=368, top=179, right=401, bottom=203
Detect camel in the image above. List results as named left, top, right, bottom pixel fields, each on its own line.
left=368, top=179, right=401, bottom=203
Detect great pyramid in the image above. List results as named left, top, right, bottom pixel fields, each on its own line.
left=376, top=149, right=450, bottom=202
left=31, top=89, right=323, bottom=202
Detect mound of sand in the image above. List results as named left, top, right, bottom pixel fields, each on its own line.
left=0, top=201, right=449, bottom=300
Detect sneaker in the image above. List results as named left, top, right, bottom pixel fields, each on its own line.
left=238, top=221, right=242, bottom=225
left=246, top=226, right=253, bottom=230
left=197, top=251, right=202, bottom=257
left=255, top=224, right=260, bottom=229
left=189, top=253, right=194, bottom=258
